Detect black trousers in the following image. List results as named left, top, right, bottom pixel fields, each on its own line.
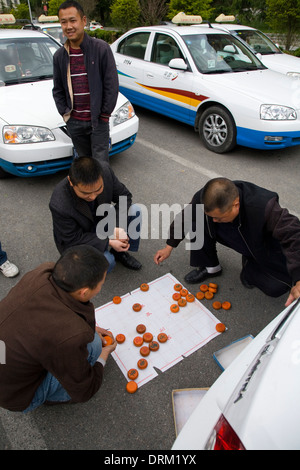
left=66, top=117, right=110, bottom=163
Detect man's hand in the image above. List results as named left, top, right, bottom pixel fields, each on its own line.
left=285, top=280, right=300, bottom=307
left=154, top=245, right=173, bottom=265
left=96, top=326, right=117, bottom=361
left=109, top=227, right=130, bottom=252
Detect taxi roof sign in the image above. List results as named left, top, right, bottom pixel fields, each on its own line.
left=215, top=14, right=236, bottom=23
left=38, top=15, right=59, bottom=23
left=172, top=12, right=202, bottom=24
left=0, top=14, right=16, bottom=25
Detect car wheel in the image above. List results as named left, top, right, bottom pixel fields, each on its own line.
left=199, top=106, right=236, bottom=153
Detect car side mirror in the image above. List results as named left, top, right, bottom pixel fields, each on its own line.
left=168, top=58, right=188, bottom=70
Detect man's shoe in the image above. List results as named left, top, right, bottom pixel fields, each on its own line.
left=114, top=251, right=142, bottom=270
left=0, top=260, right=19, bottom=278
left=184, top=267, right=222, bottom=284
left=240, top=271, right=254, bottom=289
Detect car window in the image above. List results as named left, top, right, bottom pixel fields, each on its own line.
left=183, top=33, right=264, bottom=74
left=42, top=26, right=66, bottom=44
left=234, top=29, right=280, bottom=55
left=151, top=33, right=184, bottom=65
left=0, top=37, right=60, bottom=84
left=117, top=32, right=150, bottom=60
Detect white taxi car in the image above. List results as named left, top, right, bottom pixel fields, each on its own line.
left=209, top=22, right=300, bottom=79
left=0, top=27, right=139, bottom=178
left=172, top=298, right=300, bottom=450
left=111, top=20, right=300, bottom=154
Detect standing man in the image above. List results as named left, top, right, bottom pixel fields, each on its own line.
left=0, top=245, right=117, bottom=412
left=53, top=0, right=119, bottom=162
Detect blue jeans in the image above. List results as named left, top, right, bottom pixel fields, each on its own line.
left=23, top=332, right=102, bottom=413
left=0, top=242, right=7, bottom=265
left=103, top=203, right=142, bottom=273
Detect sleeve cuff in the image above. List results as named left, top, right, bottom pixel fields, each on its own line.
left=96, top=357, right=106, bottom=367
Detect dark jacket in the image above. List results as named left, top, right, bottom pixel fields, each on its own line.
left=0, top=263, right=103, bottom=412
left=167, top=181, right=300, bottom=285
left=49, top=162, right=132, bottom=254
left=52, top=33, right=119, bottom=126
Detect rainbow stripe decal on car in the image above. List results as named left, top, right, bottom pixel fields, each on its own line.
left=137, top=83, right=208, bottom=107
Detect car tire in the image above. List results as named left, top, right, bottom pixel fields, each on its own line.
left=199, top=106, right=236, bottom=154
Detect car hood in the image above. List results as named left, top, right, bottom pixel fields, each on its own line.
left=0, top=79, right=64, bottom=129
left=0, top=79, right=125, bottom=128
left=260, top=52, right=300, bottom=75
left=202, top=68, right=300, bottom=109
left=227, top=300, right=300, bottom=450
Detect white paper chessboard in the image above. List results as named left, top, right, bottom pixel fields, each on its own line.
left=95, top=273, right=221, bottom=388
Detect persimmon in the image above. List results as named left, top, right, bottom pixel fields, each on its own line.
left=196, top=291, right=205, bottom=300
left=140, top=346, right=150, bottom=357
left=174, top=283, right=182, bottom=291
left=127, top=368, right=139, bottom=380
left=170, top=304, right=179, bottom=313
left=204, top=291, right=214, bottom=300
left=140, top=283, right=149, bottom=291
left=113, top=296, right=121, bottom=304
left=186, top=294, right=195, bottom=302
left=103, top=335, right=113, bottom=346
left=136, top=324, right=146, bottom=334
left=126, top=381, right=138, bottom=394
left=116, top=333, right=125, bottom=344
left=200, top=284, right=208, bottom=292
left=222, top=301, right=232, bottom=310
left=212, top=301, right=222, bottom=310
left=157, top=333, right=168, bottom=343
left=216, top=323, right=226, bottom=333
left=133, top=336, right=144, bottom=347
left=132, top=303, right=142, bottom=312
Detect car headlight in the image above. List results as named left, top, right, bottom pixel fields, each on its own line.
left=260, top=105, right=297, bottom=120
left=3, top=125, right=55, bottom=144
left=112, top=101, right=135, bottom=126
left=287, top=72, right=300, bottom=79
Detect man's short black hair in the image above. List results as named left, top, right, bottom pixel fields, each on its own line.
left=69, top=157, right=104, bottom=186
left=58, top=0, right=85, bottom=17
left=202, top=178, right=239, bottom=213
left=52, top=245, right=108, bottom=292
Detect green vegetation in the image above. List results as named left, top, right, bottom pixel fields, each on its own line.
left=1, top=0, right=299, bottom=51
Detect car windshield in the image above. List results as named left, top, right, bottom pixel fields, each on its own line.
left=233, top=29, right=281, bottom=55
left=0, top=36, right=60, bottom=85
left=41, top=26, right=66, bottom=44
left=183, top=33, right=265, bottom=74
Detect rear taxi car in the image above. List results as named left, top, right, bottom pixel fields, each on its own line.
left=172, top=298, right=300, bottom=450
left=0, top=24, right=138, bottom=178
left=209, top=21, right=300, bottom=79
left=111, top=15, right=300, bottom=154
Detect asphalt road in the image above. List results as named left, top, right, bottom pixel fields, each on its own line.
left=0, top=106, right=299, bottom=451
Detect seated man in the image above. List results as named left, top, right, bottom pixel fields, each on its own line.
left=0, top=245, right=117, bottom=412
left=154, top=178, right=300, bottom=306
left=49, top=157, right=142, bottom=272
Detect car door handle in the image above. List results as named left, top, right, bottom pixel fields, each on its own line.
left=146, top=72, right=154, bottom=78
